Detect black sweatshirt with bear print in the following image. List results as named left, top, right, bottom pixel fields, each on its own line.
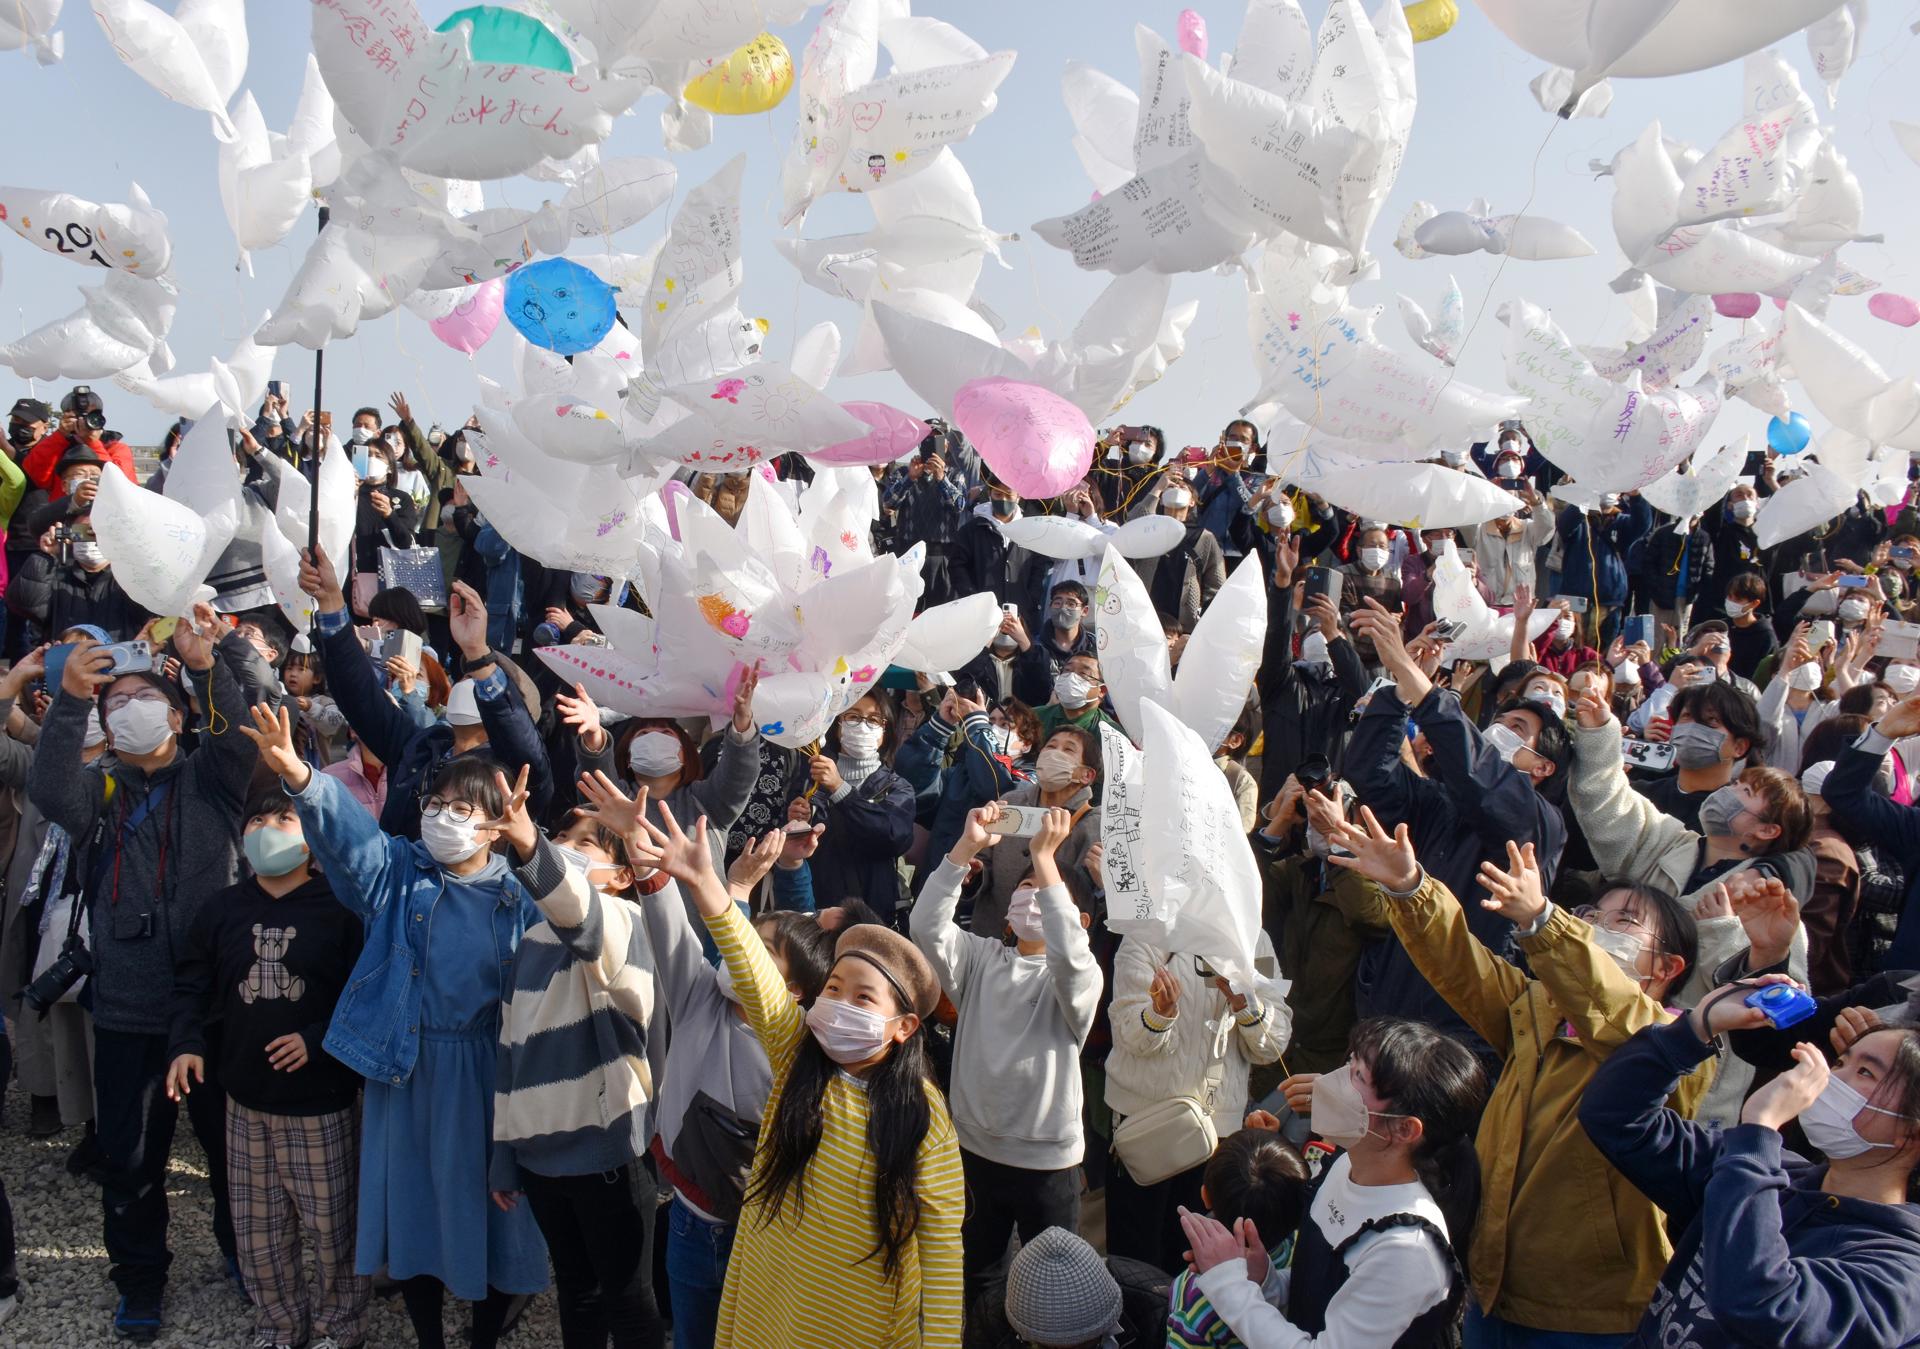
left=167, top=874, right=364, bottom=1115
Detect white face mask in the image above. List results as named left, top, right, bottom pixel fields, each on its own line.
left=1786, top=661, right=1824, bottom=692
left=1729, top=498, right=1758, bottom=523
left=349, top=426, right=373, bottom=446
left=1553, top=618, right=1575, bottom=643
left=1495, top=458, right=1524, bottom=479
left=1267, top=504, right=1291, bottom=528
left=106, top=698, right=174, bottom=755
left=1588, top=926, right=1649, bottom=984
left=1358, top=547, right=1388, bottom=573
left=805, top=996, right=898, bottom=1065
left=628, top=732, right=683, bottom=780
left=1128, top=444, right=1154, bottom=464
left=1298, top=631, right=1330, bottom=666
left=839, top=720, right=885, bottom=758
left=1161, top=487, right=1193, bottom=511
left=1309, top=1061, right=1408, bottom=1148
left=1007, top=885, right=1046, bottom=943
left=1724, top=598, right=1751, bottom=618
left=1612, top=659, right=1641, bottom=687
left=1035, top=746, right=1083, bottom=791
left=1484, top=720, right=1531, bottom=769
left=1884, top=664, right=1920, bottom=697
left=71, top=540, right=107, bottom=569
left=1840, top=598, right=1872, bottom=624
left=1798, top=1076, right=1912, bottom=1160
left=363, top=457, right=390, bottom=483
left=420, top=810, right=490, bottom=865
left=1523, top=685, right=1567, bottom=719
left=1054, top=672, right=1096, bottom=710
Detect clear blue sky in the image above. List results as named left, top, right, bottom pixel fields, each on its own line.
left=4, top=2, right=1918, bottom=457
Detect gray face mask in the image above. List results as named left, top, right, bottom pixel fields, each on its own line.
left=1697, top=783, right=1748, bottom=839
left=1667, top=722, right=1728, bottom=771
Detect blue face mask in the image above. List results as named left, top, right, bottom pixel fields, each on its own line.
left=244, top=824, right=309, bottom=878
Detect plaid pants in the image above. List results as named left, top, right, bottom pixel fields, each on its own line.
left=226, top=1098, right=370, bottom=1346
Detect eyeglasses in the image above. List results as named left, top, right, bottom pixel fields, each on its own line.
left=420, top=796, right=488, bottom=823
left=839, top=714, right=887, bottom=729
left=103, top=691, right=167, bottom=714
left=1572, top=905, right=1670, bottom=954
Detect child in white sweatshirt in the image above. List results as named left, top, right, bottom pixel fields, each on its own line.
left=910, top=801, right=1103, bottom=1303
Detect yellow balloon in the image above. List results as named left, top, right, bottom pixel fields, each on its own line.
left=682, top=33, right=794, bottom=115
left=1404, top=0, right=1458, bottom=42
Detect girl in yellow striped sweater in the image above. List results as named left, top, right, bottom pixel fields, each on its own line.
left=633, top=803, right=964, bottom=1349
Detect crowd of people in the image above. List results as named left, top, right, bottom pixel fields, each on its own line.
left=0, top=384, right=1918, bottom=1349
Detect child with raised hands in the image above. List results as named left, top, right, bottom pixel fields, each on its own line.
left=237, top=702, right=548, bottom=1349
left=486, top=765, right=668, bottom=1348
left=1315, top=797, right=1718, bottom=1343
left=630, top=802, right=964, bottom=1348
left=1581, top=976, right=1920, bottom=1348
left=908, top=799, right=1103, bottom=1301
left=571, top=771, right=834, bottom=1349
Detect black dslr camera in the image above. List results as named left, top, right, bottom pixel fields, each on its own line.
left=22, top=937, right=92, bottom=1014
left=61, top=385, right=107, bottom=433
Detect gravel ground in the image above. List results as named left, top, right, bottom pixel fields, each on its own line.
left=0, top=1083, right=563, bottom=1348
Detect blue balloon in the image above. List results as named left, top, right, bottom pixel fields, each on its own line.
left=1766, top=412, right=1811, bottom=455
left=503, top=259, right=618, bottom=356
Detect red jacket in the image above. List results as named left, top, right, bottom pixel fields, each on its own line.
left=22, top=430, right=138, bottom=494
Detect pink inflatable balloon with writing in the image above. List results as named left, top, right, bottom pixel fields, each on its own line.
left=431, top=277, right=505, bottom=355
left=952, top=377, right=1096, bottom=499
left=1869, top=293, right=1920, bottom=327
left=808, top=402, right=931, bottom=467
left=1177, top=8, right=1208, bottom=59
left=1712, top=292, right=1760, bottom=319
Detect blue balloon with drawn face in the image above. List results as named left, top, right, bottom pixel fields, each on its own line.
left=503, top=258, right=618, bottom=355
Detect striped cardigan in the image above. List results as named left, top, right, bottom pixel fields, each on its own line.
left=490, top=836, right=659, bottom=1189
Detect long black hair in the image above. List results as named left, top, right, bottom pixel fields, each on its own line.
left=1349, top=1017, right=1490, bottom=1268
left=744, top=969, right=934, bottom=1284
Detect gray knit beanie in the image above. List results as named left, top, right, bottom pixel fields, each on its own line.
left=1004, top=1226, right=1122, bottom=1345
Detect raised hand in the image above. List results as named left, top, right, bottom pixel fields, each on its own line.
left=1303, top=593, right=1340, bottom=640
left=299, top=547, right=347, bottom=614
left=1323, top=804, right=1420, bottom=893
left=577, top=771, right=648, bottom=845
left=1832, top=1005, right=1883, bottom=1057
left=1271, top=532, right=1302, bottom=589
left=388, top=391, right=412, bottom=424
left=635, top=803, right=714, bottom=891
left=448, top=580, right=490, bottom=661
left=732, top=663, right=760, bottom=735
left=556, top=682, right=605, bottom=749
left=1741, top=1041, right=1830, bottom=1131
left=238, top=702, right=310, bottom=791
left=1030, top=806, right=1072, bottom=861
left=173, top=601, right=224, bottom=672
left=953, top=802, right=1003, bottom=861
left=727, top=829, right=784, bottom=898
left=1177, top=1207, right=1243, bottom=1275
left=1688, top=972, right=1801, bottom=1043
left=1476, top=840, right=1547, bottom=926
left=1878, top=694, right=1920, bottom=741
left=1263, top=775, right=1306, bottom=836
left=1726, top=870, right=1800, bottom=969
left=491, top=765, right=536, bottom=860
left=0, top=644, right=49, bottom=701
left=1150, top=966, right=1180, bottom=1019
left=1573, top=689, right=1611, bottom=730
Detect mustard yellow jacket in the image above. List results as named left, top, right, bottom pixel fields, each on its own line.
left=1386, top=874, right=1715, bottom=1335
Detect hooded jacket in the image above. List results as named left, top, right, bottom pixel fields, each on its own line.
left=1581, top=1017, right=1920, bottom=1349
left=26, top=630, right=278, bottom=1034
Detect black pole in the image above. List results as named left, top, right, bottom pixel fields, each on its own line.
left=307, top=204, right=330, bottom=560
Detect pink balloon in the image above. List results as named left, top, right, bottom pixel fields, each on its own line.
left=809, top=401, right=931, bottom=466
left=1712, top=292, right=1760, bottom=319
left=951, top=377, right=1095, bottom=499
left=1177, top=7, right=1208, bottom=59
left=430, top=277, right=505, bottom=355
left=1869, top=292, right=1920, bottom=327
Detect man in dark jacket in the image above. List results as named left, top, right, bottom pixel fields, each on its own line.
left=1557, top=493, right=1653, bottom=643
left=950, top=479, right=1029, bottom=607
left=1822, top=702, right=1920, bottom=970
left=297, top=546, right=552, bottom=838
left=882, top=437, right=968, bottom=608
left=1635, top=512, right=1713, bottom=636
left=1344, top=601, right=1571, bottom=1069
left=27, top=610, right=280, bottom=1341
left=1257, top=534, right=1371, bottom=802
left=1014, top=580, right=1098, bottom=707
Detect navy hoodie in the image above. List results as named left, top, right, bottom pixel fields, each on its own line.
left=1580, top=1017, right=1920, bottom=1348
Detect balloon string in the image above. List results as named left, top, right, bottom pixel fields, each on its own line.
left=1426, top=114, right=1564, bottom=410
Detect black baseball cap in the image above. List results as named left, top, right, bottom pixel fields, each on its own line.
left=9, top=398, right=51, bottom=423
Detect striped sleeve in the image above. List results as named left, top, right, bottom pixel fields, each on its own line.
left=916, top=1095, right=967, bottom=1349
left=1165, top=1267, right=1232, bottom=1348
left=705, top=900, right=806, bottom=1075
